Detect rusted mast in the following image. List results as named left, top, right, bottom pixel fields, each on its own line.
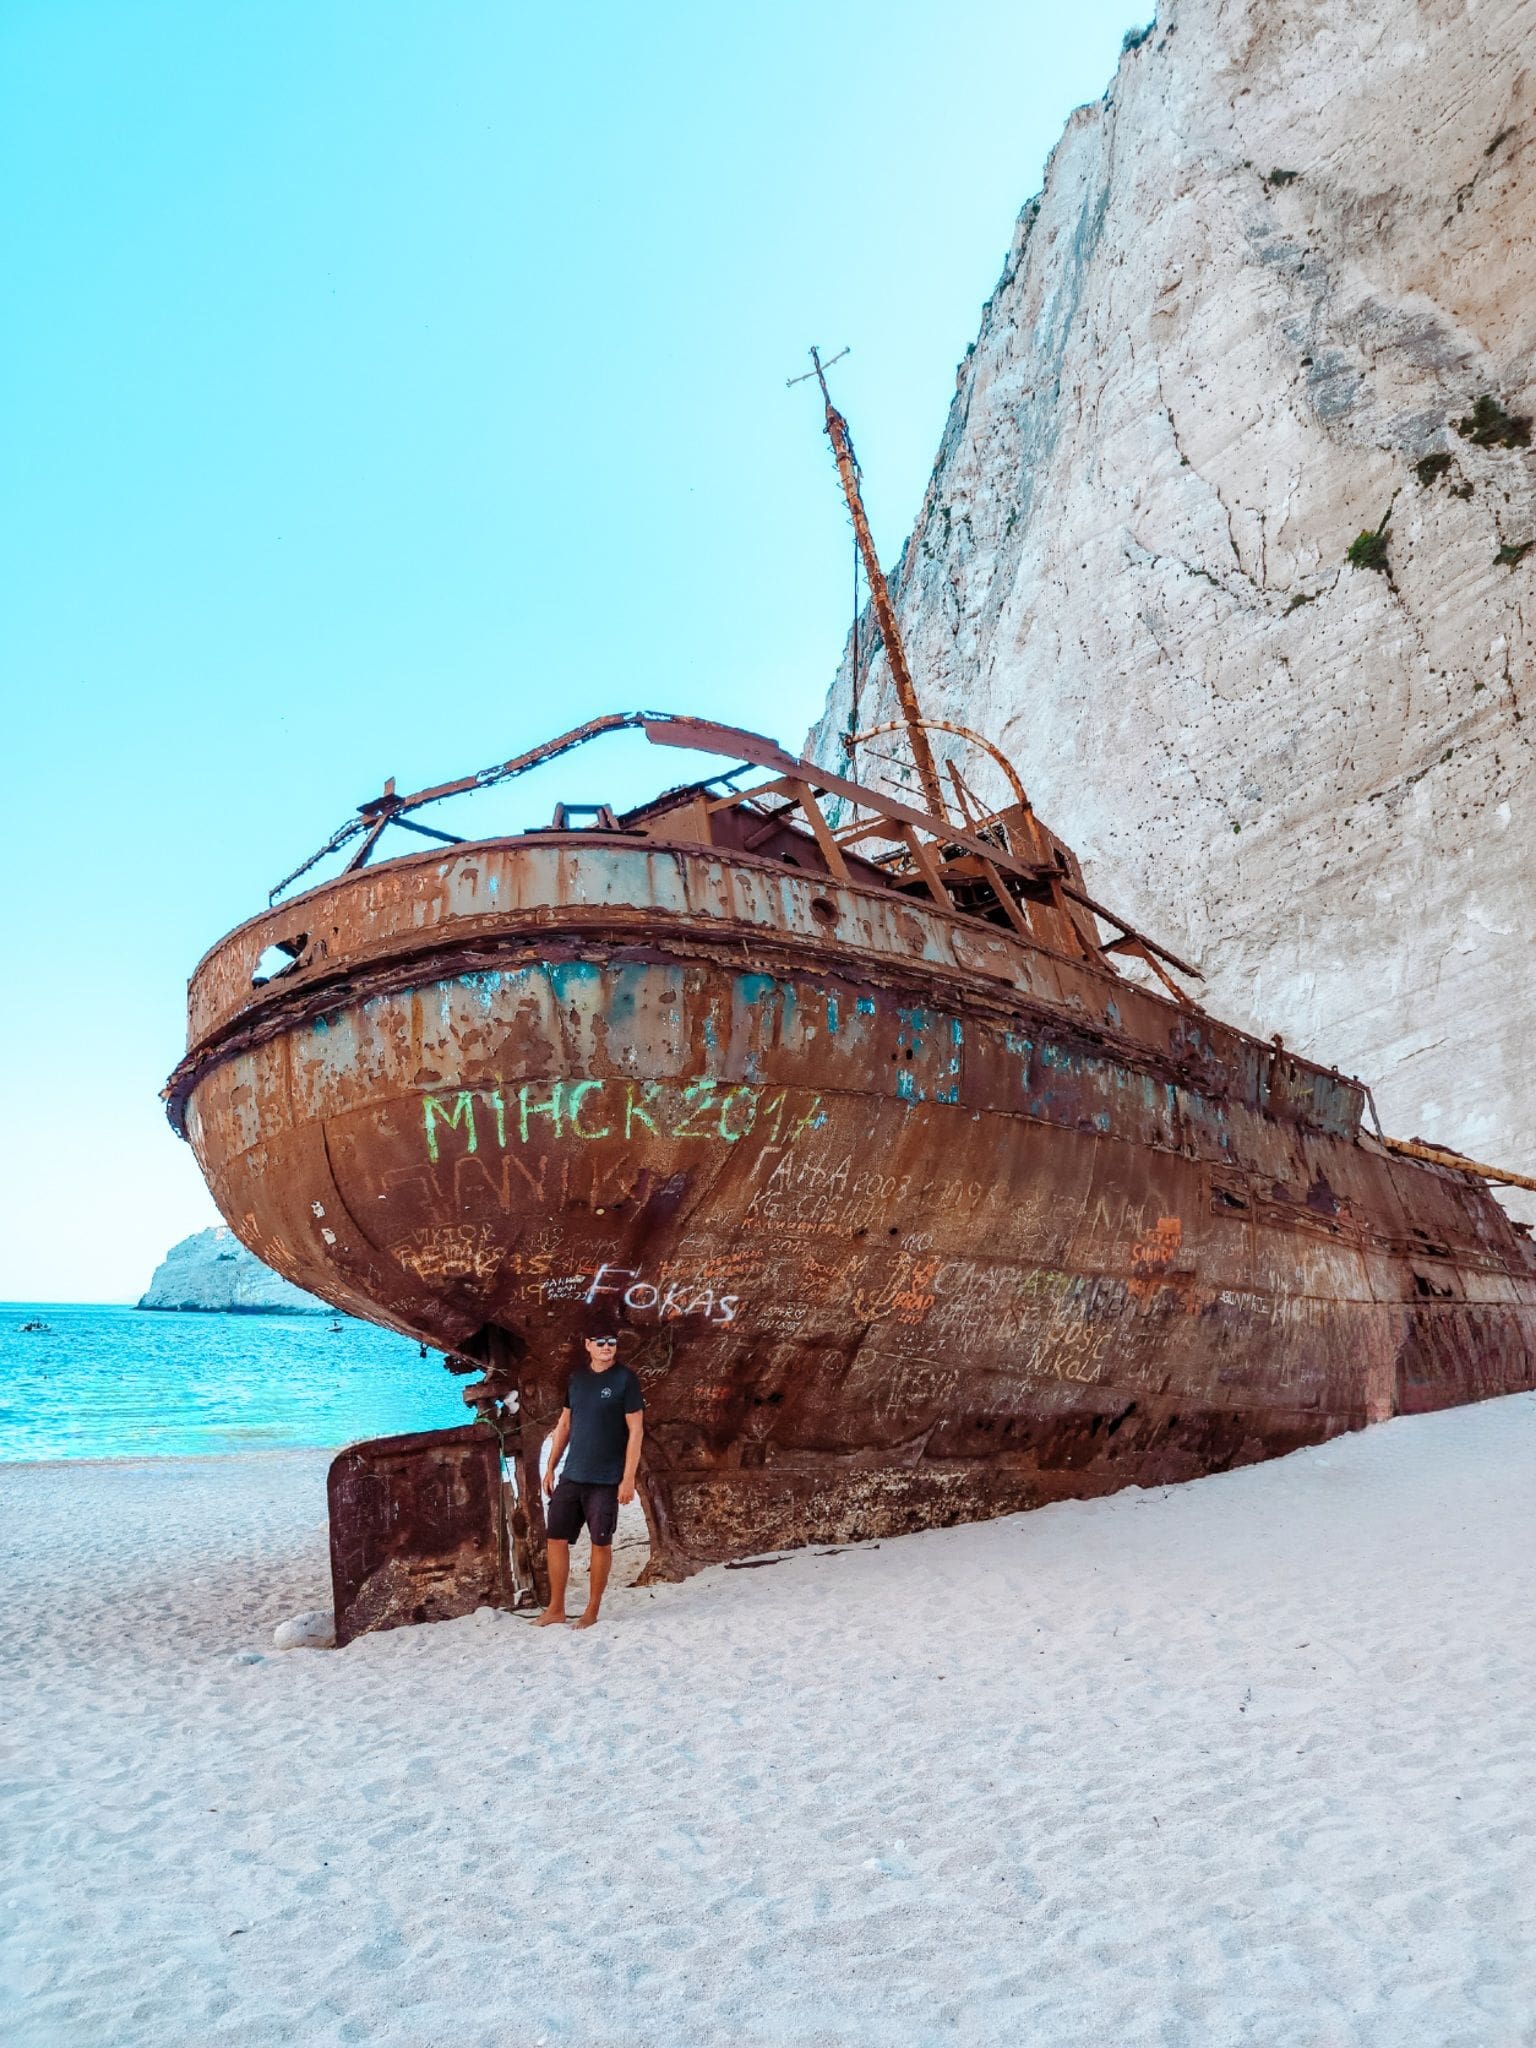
left=801, top=347, right=948, bottom=820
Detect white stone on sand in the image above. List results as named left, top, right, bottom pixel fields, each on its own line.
left=273, top=1609, right=336, bottom=1653
left=5, top=1401, right=1536, bottom=2043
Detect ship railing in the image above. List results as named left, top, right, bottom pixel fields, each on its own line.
left=266, top=708, right=1203, bottom=1003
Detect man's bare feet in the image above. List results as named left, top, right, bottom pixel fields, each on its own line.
left=570, top=1607, right=601, bottom=1630
left=534, top=1606, right=568, bottom=1627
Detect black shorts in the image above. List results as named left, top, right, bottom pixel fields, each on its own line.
left=546, top=1477, right=620, bottom=1546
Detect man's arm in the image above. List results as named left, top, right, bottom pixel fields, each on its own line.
left=618, top=1410, right=644, bottom=1506
left=543, top=1408, right=572, bottom=1496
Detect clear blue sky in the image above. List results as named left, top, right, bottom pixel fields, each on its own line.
left=1, top=0, right=1145, bottom=1302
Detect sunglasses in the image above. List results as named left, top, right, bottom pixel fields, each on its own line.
left=590, top=1336, right=618, bottom=1347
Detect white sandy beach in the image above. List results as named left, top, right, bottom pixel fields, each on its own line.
left=5, top=1398, right=1536, bottom=2047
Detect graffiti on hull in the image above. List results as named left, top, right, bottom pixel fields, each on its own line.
left=421, top=1076, right=825, bottom=1163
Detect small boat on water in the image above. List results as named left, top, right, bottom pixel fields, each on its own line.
left=164, top=357, right=1536, bottom=1640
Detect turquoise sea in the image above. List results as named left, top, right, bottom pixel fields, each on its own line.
left=0, top=1304, right=464, bottom=1462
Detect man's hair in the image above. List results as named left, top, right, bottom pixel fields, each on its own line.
left=583, top=1318, right=621, bottom=1341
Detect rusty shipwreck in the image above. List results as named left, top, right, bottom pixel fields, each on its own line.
left=165, top=358, right=1536, bottom=1640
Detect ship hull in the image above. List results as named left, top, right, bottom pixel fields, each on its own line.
left=168, top=834, right=1536, bottom=1584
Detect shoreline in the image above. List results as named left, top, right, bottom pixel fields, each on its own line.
left=0, top=1443, right=345, bottom=1471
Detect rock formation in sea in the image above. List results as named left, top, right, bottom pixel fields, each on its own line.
left=138, top=1227, right=329, bottom=1314
left=811, top=0, right=1536, bottom=1200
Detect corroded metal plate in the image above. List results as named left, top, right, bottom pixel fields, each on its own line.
left=328, top=1423, right=509, bottom=1644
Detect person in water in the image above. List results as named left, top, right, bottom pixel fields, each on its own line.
left=537, top=1325, right=645, bottom=1630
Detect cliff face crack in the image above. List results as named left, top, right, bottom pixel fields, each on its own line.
left=1147, top=370, right=1273, bottom=601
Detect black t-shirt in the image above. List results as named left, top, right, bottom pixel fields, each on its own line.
left=561, top=1362, right=645, bottom=1485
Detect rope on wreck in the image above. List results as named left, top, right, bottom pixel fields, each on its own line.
left=451, top=1348, right=530, bottom=1612
left=478, top=1397, right=537, bottom=1612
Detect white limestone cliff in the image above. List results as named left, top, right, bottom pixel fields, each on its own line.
left=811, top=0, right=1536, bottom=1198
left=138, top=1227, right=329, bottom=1314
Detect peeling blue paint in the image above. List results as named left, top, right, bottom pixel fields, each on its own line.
left=609, top=967, right=646, bottom=1023
left=547, top=961, right=601, bottom=1006
left=1038, top=1042, right=1084, bottom=1076
left=458, top=970, right=506, bottom=1008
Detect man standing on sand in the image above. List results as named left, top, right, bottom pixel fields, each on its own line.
left=537, top=1325, right=645, bottom=1630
